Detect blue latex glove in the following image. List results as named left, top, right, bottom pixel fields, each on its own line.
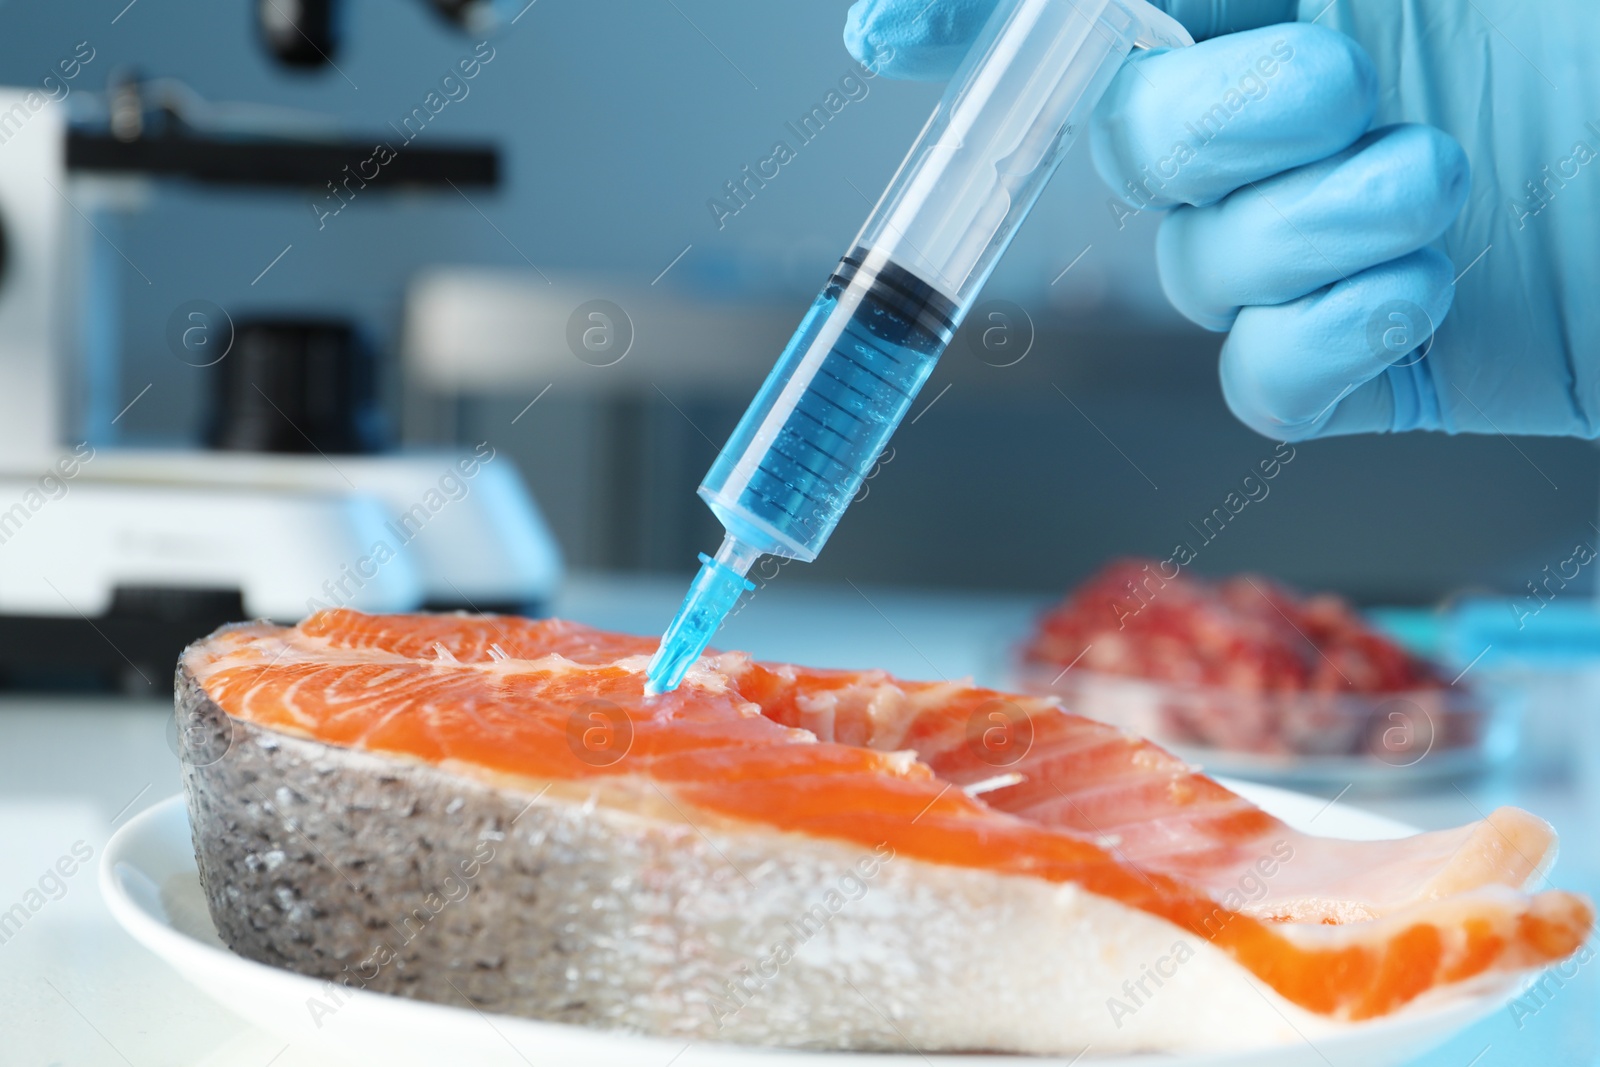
left=844, top=0, right=1600, bottom=439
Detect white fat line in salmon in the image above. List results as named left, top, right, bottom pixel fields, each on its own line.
left=303, top=442, right=495, bottom=614
left=0, top=442, right=96, bottom=546
left=964, top=771, right=1025, bottom=796
left=708, top=842, right=895, bottom=1029
left=304, top=837, right=498, bottom=1028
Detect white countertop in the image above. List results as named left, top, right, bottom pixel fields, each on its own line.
left=2, top=573, right=1595, bottom=1066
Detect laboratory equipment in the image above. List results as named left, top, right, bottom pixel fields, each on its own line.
left=0, top=79, right=559, bottom=692
left=646, top=0, right=1192, bottom=693
left=257, top=0, right=519, bottom=64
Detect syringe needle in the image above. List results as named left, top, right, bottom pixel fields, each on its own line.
left=645, top=536, right=758, bottom=695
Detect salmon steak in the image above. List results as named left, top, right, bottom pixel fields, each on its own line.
left=177, top=610, right=1592, bottom=1055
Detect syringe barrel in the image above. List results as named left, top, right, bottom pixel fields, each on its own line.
left=699, top=0, right=1190, bottom=562
left=860, top=0, right=1190, bottom=307
left=700, top=250, right=956, bottom=560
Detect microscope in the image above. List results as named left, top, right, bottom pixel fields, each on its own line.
left=0, top=0, right=560, bottom=691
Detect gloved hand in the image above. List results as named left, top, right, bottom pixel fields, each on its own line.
left=844, top=0, right=1600, bottom=439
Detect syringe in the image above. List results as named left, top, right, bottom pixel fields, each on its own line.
left=645, top=0, right=1191, bottom=695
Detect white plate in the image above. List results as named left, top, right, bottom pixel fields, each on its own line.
left=103, top=781, right=1514, bottom=1067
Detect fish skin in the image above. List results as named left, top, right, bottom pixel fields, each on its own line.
left=179, top=661, right=1351, bottom=1054
left=179, top=612, right=1593, bottom=1045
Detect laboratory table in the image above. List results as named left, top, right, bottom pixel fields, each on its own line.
left=1, top=574, right=1594, bottom=1066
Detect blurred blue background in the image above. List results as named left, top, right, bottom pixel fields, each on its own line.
left=4, top=0, right=1596, bottom=604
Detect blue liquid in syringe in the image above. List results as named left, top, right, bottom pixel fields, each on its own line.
left=704, top=249, right=957, bottom=554
left=646, top=249, right=958, bottom=694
